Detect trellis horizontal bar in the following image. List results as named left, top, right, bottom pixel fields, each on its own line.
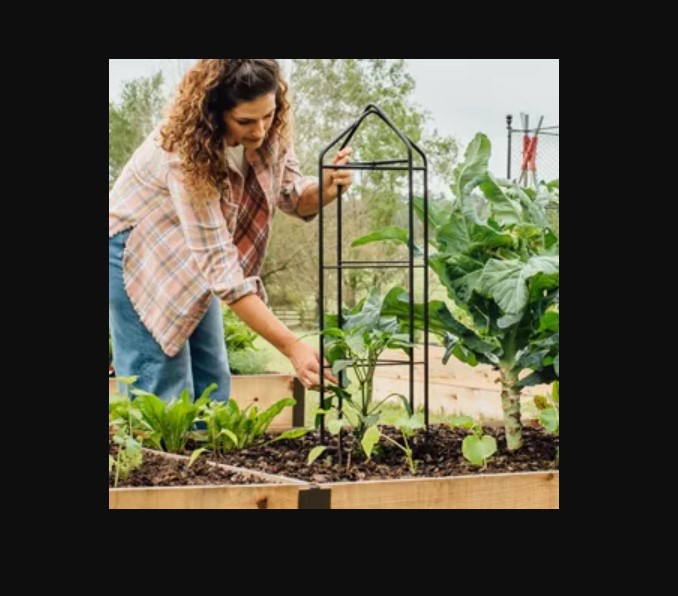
left=322, top=264, right=427, bottom=270
left=323, top=361, right=426, bottom=368
left=341, top=260, right=417, bottom=265
left=321, top=164, right=426, bottom=171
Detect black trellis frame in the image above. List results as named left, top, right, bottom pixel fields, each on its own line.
left=317, top=104, right=429, bottom=444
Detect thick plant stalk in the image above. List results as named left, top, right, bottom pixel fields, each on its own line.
left=500, top=368, right=523, bottom=451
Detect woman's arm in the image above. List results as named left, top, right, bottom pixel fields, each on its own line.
left=229, top=294, right=338, bottom=389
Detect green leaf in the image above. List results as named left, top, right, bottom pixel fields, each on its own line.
left=553, top=353, right=560, bottom=377
left=328, top=419, right=346, bottom=435
left=539, top=407, right=559, bottom=434
left=453, top=133, right=491, bottom=202
left=222, top=429, right=239, bottom=448
left=343, top=289, right=383, bottom=332
left=115, top=376, right=139, bottom=386
left=382, top=288, right=498, bottom=358
left=322, top=327, right=345, bottom=338
left=538, top=311, right=560, bottom=333
left=478, top=256, right=558, bottom=315
left=351, top=226, right=408, bottom=248
left=394, top=414, right=424, bottom=435
left=449, top=415, right=474, bottom=429
left=108, top=392, right=128, bottom=405
left=269, top=428, right=311, bottom=443
left=188, top=448, right=207, bottom=467
left=413, top=195, right=453, bottom=228
left=345, top=334, right=365, bottom=355
left=361, top=426, right=381, bottom=459
left=516, top=368, right=558, bottom=387
left=552, top=381, right=559, bottom=403
left=479, top=172, right=523, bottom=225
left=497, top=312, right=523, bottom=329
left=307, top=446, right=327, bottom=465
left=462, top=435, right=497, bottom=466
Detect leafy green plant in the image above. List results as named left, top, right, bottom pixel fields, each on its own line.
left=227, top=350, right=270, bottom=375
left=377, top=414, right=424, bottom=474
left=321, top=288, right=414, bottom=441
left=132, top=384, right=217, bottom=453
left=198, top=397, right=305, bottom=454
left=534, top=380, right=559, bottom=464
left=450, top=415, right=497, bottom=469
left=222, top=308, right=270, bottom=374
left=223, top=308, right=258, bottom=352
left=306, top=418, right=381, bottom=470
left=110, top=429, right=143, bottom=487
left=108, top=385, right=147, bottom=488
left=353, top=133, right=559, bottom=451
left=534, top=380, right=559, bottom=435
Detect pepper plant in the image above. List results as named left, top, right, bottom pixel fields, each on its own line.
left=321, top=288, right=414, bottom=441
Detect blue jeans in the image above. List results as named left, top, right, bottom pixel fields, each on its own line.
left=109, top=229, right=231, bottom=403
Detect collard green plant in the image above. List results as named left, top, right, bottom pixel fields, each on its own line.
left=353, top=133, right=559, bottom=451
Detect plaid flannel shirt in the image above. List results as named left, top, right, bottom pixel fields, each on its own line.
left=109, top=127, right=316, bottom=356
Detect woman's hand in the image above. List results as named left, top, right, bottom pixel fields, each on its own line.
left=285, top=339, right=338, bottom=389
left=324, top=147, right=353, bottom=200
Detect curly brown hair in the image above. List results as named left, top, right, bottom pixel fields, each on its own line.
left=159, top=59, right=290, bottom=198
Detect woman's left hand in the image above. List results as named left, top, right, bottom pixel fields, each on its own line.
left=324, top=147, right=353, bottom=200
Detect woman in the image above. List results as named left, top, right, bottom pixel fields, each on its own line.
left=109, top=59, right=352, bottom=401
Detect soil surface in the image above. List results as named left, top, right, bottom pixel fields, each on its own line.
left=200, top=424, right=559, bottom=483
left=109, top=447, right=268, bottom=488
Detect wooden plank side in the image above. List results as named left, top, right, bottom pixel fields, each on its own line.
left=326, top=471, right=559, bottom=509
left=372, top=346, right=551, bottom=419
left=375, top=347, right=551, bottom=394
left=109, top=450, right=308, bottom=509
left=109, top=484, right=301, bottom=509
left=373, top=376, right=538, bottom=420
left=231, top=374, right=300, bottom=430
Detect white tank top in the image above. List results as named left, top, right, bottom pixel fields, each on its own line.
left=226, top=144, right=248, bottom=177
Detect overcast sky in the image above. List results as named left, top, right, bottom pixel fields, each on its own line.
left=109, top=59, right=558, bottom=177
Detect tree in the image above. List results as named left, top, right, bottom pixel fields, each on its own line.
left=262, top=59, right=460, bottom=313
left=109, top=72, right=165, bottom=188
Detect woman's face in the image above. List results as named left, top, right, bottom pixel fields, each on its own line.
left=223, top=93, right=276, bottom=149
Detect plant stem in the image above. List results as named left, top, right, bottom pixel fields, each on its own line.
left=499, top=326, right=523, bottom=451
left=500, top=367, right=522, bottom=450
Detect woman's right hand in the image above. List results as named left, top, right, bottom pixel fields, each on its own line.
left=285, top=339, right=338, bottom=389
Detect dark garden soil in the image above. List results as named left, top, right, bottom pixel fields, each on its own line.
left=109, top=447, right=267, bottom=488
left=200, top=424, right=559, bottom=483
